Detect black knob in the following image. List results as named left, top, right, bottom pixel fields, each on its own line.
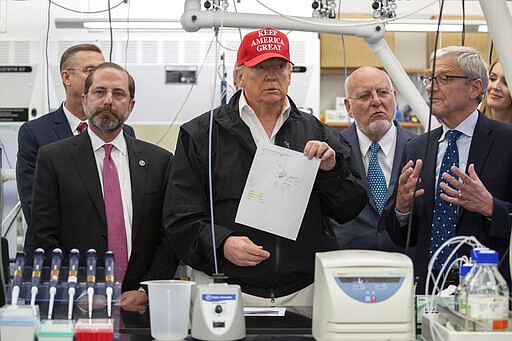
left=372, top=1, right=380, bottom=10
left=215, top=305, right=223, bottom=314
left=312, top=1, right=319, bottom=10
left=204, top=0, right=211, bottom=9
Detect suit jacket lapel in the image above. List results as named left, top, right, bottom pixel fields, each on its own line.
left=422, top=127, right=442, bottom=224
left=126, top=135, right=146, bottom=241
left=53, top=104, right=74, bottom=139
left=344, top=124, right=368, bottom=186
left=71, top=133, right=107, bottom=226
left=457, top=113, right=494, bottom=221
left=467, top=113, right=493, bottom=175
left=389, top=126, right=410, bottom=204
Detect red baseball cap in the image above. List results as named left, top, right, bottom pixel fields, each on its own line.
left=236, top=27, right=293, bottom=67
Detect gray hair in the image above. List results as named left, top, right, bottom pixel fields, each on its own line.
left=431, top=46, right=488, bottom=101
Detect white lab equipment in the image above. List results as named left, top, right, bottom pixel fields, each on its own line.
left=191, top=282, right=245, bottom=341
left=312, top=250, right=415, bottom=341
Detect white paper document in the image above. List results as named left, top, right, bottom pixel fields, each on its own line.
left=244, top=307, right=286, bottom=317
left=235, top=144, right=321, bottom=241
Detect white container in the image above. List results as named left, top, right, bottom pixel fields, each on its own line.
left=142, top=279, right=195, bottom=341
left=466, top=250, right=509, bottom=331
left=0, top=305, right=40, bottom=341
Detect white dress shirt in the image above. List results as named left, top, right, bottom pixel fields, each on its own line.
left=239, top=90, right=291, bottom=148
left=435, top=110, right=478, bottom=191
left=62, top=103, right=87, bottom=136
left=355, top=123, right=398, bottom=188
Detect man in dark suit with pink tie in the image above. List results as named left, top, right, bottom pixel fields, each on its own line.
left=16, top=44, right=135, bottom=262
left=31, top=62, right=177, bottom=308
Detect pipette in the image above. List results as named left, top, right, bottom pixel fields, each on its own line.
left=86, top=249, right=97, bottom=318
left=104, top=251, right=115, bottom=318
left=30, top=248, right=45, bottom=306
left=47, top=248, right=62, bottom=319
left=67, top=249, right=80, bottom=320
left=11, top=252, right=25, bottom=305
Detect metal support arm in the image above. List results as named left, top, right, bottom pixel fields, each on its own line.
left=181, top=0, right=434, bottom=130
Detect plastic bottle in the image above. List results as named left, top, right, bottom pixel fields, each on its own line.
left=457, top=249, right=485, bottom=316
left=466, top=250, right=509, bottom=331
left=454, top=263, right=472, bottom=313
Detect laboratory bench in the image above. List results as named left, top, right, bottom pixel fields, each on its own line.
left=4, top=299, right=315, bottom=340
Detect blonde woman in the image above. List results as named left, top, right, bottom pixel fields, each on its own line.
left=481, top=61, right=512, bottom=123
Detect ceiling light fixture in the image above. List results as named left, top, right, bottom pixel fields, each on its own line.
left=55, top=18, right=183, bottom=30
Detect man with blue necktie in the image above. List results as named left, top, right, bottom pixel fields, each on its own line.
left=332, top=66, right=416, bottom=252
left=387, top=46, right=512, bottom=293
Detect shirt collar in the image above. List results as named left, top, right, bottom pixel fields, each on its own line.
left=239, top=90, right=291, bottom=121
left=62, top=104, right=86, bottom=132
left=88, top=128, right=127, bottom=156
left=439, top=109, right=478, bottom=142
left=356, top=122, right=397, bottom=158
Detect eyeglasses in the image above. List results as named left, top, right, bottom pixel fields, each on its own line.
left=421, top=74, right=469, bottom=87
left=67, top=67, right=96, bottom=75
left=347, top=88, right=393, bottom=102
left=86, top=88, right=130, bottom=101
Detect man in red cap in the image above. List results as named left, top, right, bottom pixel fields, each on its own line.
left=165, top=27, right=367, bottom=306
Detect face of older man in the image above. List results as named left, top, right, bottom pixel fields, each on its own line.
left=345, top=67, right=395, bottom=141
left=239, top=58, right=291, bottom=108
left=63, top=50, right=105, bottom=101
left=425, top=55, right=482, bottom=128
left=82, top=67, right=134, bottom=134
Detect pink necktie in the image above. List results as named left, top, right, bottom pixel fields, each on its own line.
left=103, top=144, right=128, bottom=283
left=77, top=122, right=88, bottom=133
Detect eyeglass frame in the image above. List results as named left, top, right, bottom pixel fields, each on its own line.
left=346, top=88, right=394, bottom=102
left=421, top=74, right=470, bottom=87
left=67, top=67, right=96, bottom=75
left=85, top=87, right=131, bottom=101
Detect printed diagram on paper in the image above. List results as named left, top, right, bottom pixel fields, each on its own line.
left=235, top=144, right=320, bottom=240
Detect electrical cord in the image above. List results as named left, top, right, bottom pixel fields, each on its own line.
left=124, top=0, right=131, bottom=68
left=0, top=140, right=13, bottom=168
left=107, top=0, right=113, bottom=62
left=154, top=33, right=217, bottom=145
left=404, top=0, right=446, bottom=254
left=461, top=0, right=466, bottom=46
left=231, top=0, right=243, bottom=42
left=426, top=235, right=485, bottom=341
left=45, top=0, right=52, bottom=112
left=47, top=0, right=125, bottom=14
left=208, top=27, right=221, bottom=276
left=255, top=0, right=440, bottom=29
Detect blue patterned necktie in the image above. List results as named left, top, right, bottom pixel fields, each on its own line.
left=367, top=142, right=387, bottom=215
left=430, top=130, right=462, bottom=269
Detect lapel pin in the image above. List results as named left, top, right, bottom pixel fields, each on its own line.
left=139, top=160, right=146, bottom=167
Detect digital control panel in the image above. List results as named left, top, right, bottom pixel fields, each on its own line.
left=334, top=275, right=404, bottom=303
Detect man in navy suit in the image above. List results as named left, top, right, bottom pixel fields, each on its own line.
left=16, top=44, right=135, bottom=261
left=332, top=66, right=416, bottom=252
left=388, top=46, right=512, bottom=293
left=32, top=62, right=177, bottom=307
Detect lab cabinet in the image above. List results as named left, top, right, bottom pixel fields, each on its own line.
left=426, top=16, right=496, bottom=65
left=320, top=32, right=396, bottom=68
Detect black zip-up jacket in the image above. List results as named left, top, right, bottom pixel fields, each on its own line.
left=164, top=91, right=368, bottom=298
